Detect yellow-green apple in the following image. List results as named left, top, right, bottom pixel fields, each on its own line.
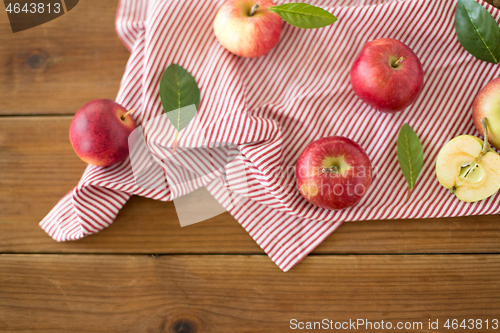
left=69, top=99, right=137, bottom=167
left=473, top=77, right=500, bottom=149
left=213, top=0, right=283, bottom=58
left=350, top=38, right=424, bottom=113
left=436, top=120, right=500, bottom=202
left=296, top=136, right=373, bottom=210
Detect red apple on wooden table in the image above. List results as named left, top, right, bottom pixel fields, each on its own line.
left=69, top=99, right=137, bottom=167
left=473, top=77, right=500, bottom=150
left=351, top=38, right=424, bottom=113
left=213, top=0, right=283, bottom=58
left=296, top=136, right=373, bottom=210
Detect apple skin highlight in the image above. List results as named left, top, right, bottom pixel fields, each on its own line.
left=296, top=136, right=373, bottom=210
left=350, top=38, right=424, bottom=113
left=69, top=99, right=137, bottom=167
left=214, top=0, right=283, bottom=58
left=473, top=77, right=500, bottom=150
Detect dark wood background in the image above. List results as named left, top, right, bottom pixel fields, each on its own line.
left=1, top=1, right=500, bottom=332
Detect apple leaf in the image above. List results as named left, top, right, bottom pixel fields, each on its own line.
left=269, top=3, right=337, bottom=29
left=397, top=124, right=424, bottom=198
left=455, top=0, right=500, bottom=64
left=159, top=64, right=200, bottom=132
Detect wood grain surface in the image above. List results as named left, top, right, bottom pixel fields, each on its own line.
left=0, top=0, right=128, bottom=115
left=1, top=0, right=500, bottom=332
left=1, top=117, right=500, bottom=255
left=485, top=0, right=500, bottom=8
left=1, top=254, right=500, bottom=332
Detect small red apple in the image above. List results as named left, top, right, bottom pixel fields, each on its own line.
left=213, top=0, right=283, bottom=58
left=69, top=99, right=137, bottom=167
left=350, top=38, right=424, bottom=113
left=296, top=136, right=373, bottom=210
left=473, top=77, right=500, bottom=150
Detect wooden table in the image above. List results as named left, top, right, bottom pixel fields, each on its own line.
left=1, top=1, right=500, bottom=332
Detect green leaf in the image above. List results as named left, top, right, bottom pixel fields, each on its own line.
left=455, top=0, right=500, bottom=64
left=269, top=3, right=337, bottom=29
left=397, top=124, right=424, bottom=191
left=159, top=64, right=200, bottom=132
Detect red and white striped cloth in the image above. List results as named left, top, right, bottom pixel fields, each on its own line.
left=41, top=0, right=500, bottom=271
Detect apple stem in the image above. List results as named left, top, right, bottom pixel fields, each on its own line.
left=172, top=131, right=179, bottom=154
left=249, top=4, right=259, bottom=16
left=466, top=118, right=491, bottom=171
left=480, top=118, right=491, bottom=156
left=321, top=166, right=339, bottom=173
left=405, top=188, right=412, bottom=203
left=121, top=109, right=136, bottom=120
left=392, top=56, right=406, bottom=68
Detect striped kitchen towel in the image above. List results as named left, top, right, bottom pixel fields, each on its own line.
left=40, top=0, right=500, bottom=271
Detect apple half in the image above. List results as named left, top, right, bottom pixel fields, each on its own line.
left=436, top=119, right=500, bottom=202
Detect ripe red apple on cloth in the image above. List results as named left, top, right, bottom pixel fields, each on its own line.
left=39, top=0, right=500, bottom=272
left=473, top=77, right=500, bottom=150
left=69, top=99, right=137, bottom=167
left=296, top=136, right=373, bottom=210
left=351, top=38, right=424, bottom=113
left=213, top=0, right=283, bottom=58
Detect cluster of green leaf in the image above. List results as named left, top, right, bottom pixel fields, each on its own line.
left=455, top=0, right=500, bottom=64
left=159, top=64, right=200, bottom=152
left=396, top=0, right=500, bottom=198
left=158, top=0, right=500, bottom=200
left=397, top=124, right=424, bottom=201
left=269, top=3, right=337, bottom=29
left=158, top=3, right=339, bottom=148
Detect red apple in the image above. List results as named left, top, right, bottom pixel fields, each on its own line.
left=350, top=38, right=424, bottom=113
left=69, top=99, right=137, bottom=167
left=296, top=136, right=373, bottom=210
left=213, top=0, right=283, bottom=58
left=473, top=77, right=500, bottom=150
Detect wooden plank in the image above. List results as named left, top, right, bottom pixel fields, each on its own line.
left=485, top=0, right=500, bottom=8
left=1, top=116, right=500, bottom=255
left=0, top=116, right=262, bottom=254
left=0, top=0, right=129, bottom=115
left=1, top=254, right=500, bottom=332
